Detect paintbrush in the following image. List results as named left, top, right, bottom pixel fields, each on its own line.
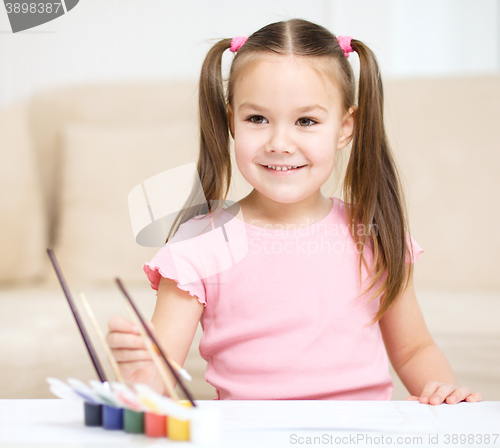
left=114, top=277, right=197, bottom=408
left=78, top=291, right=125, bottom=383
left=46, top=248, right=108, bottom=383
left=121, top=297, right=192, bottom=381
left=120, top=298, right=180, bottom=401
left=154, top=346, right=192, bottom=382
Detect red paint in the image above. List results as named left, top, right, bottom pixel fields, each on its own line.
left=144, top=412, right=167, bottom=438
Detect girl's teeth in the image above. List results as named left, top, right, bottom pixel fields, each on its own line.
left=266, top=166, right=299, bottom=170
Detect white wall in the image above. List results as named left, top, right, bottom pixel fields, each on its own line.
left=0, top=0, right=498, bottom=108
left=329, top=0, right=499, bottom=77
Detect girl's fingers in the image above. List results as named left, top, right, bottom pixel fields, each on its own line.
left=427, top=383, right=460, bottom=405
left=418, top=381, right=443, bottom=404
left=118, top=360, right=154, bottom=377
left=465, top=392, right=483, bottom=402
left=408, top=385, right=482, bottom=405
left=108, top=315, right=138, bottom=333
left=106, top=332, right=147, bottom=350
left=444, top=385, right=471, bottom=404
left=108, top=315, right=155, bottom=335
left=113, top=349, right=152, bottom=363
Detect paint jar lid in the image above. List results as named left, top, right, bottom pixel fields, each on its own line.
left=189, top=407, right=221, bottom=445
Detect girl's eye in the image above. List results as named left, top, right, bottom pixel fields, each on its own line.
left=246, top=116, right=317, bottom=126
left=248, top=115, right=268, bottom=124
left=297, top=117, right=316, bottom=127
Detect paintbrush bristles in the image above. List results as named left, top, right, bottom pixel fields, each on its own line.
left=78, top=291, right=125, bottom=383
left=178, top=368, right=192, bottom=382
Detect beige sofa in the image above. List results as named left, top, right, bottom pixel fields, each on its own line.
left=1, top=77, right=499, bottom=400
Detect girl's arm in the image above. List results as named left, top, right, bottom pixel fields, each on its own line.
left=379, top=267, right=483, bottom=405
left=107, top=276, right=204, bottom=395
left=150, top=276, right=205, bottom=394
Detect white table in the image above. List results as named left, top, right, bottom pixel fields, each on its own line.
left=0, top=399, right=499, bottom=447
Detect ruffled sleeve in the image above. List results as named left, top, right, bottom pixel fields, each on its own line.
left=405, top=231, right=424, bottom=264
left=142, top=225, right=207, bottom=307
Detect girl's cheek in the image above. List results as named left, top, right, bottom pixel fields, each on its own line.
left=233, top=147, right=251, bottom=173
left=234, top=139, right=257, bottom=162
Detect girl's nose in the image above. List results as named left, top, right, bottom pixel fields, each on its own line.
left=265, top=126, right=296, bottom=154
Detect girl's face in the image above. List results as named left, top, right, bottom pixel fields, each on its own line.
left=227, top=55, right=355, bottom=206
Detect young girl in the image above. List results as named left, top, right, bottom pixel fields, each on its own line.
left=107, top=18, right=482, bottom=405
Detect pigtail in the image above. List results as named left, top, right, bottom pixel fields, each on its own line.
left=165, top=39, right=233, bottom=243
left=344, top=39, right=414, bottom=324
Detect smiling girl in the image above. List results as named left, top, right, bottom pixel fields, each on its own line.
left=107, top=18, right=482, bottom=405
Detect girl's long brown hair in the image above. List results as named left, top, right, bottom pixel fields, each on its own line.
left=166, top=18, right=415, bottom=324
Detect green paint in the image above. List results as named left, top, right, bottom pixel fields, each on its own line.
left=123, top=409, right=144, bottom=434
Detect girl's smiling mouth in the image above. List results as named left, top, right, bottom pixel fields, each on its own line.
left=259, top=164, right=307, bottom=175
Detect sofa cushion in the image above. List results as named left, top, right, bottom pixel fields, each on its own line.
left=28, top=81, right=199, bottom=249
left=383, top=77, right=500, bottom=288
left=49, top=122, right=199, bottom=287
left=0, top=101, right=47, bottom=284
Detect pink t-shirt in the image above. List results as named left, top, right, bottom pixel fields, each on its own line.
left=143, top=196, right=424, bottom=400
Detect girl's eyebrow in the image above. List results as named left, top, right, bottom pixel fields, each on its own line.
left=238, top=102, right=328, bottom=113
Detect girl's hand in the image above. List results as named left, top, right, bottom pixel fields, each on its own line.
left=106, top=316, right=158, bottom=386
left=405, top=381, right=483, bottom=405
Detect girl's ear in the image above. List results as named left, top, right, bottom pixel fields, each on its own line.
left=337, top=106, right=357, bottom=150
left=226, top=103, right=235, bottom=139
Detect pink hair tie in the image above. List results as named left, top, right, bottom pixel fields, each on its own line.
left=337, top=35, right=354, bottom=58
left=230, top=36, right=247, bottom=53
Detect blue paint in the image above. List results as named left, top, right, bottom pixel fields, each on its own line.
left=102, top=404, right=124, bottom=430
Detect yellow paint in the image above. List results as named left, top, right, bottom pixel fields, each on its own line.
left=167, top=400, right=192, bottom=441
